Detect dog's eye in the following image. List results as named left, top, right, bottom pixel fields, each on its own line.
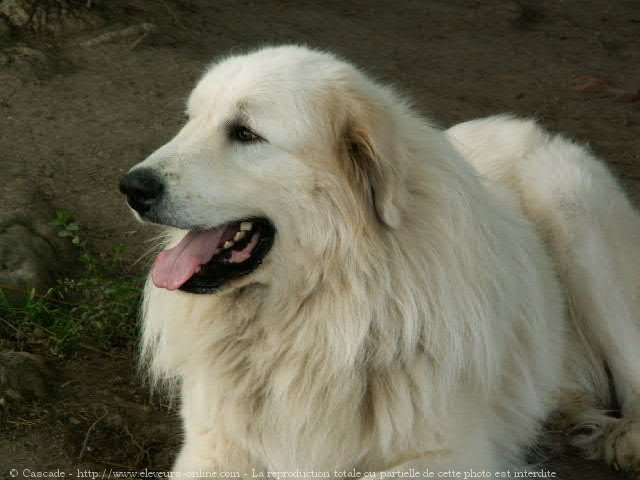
left=231, top=125, right=262, bottom=143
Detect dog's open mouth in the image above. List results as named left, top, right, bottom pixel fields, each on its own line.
left=151, top=217, right=275, bottom=294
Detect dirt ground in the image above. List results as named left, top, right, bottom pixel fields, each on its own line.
left=1, top=0, right=639, bottom=478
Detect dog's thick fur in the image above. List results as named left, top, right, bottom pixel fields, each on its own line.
left=132, top=46, right=640, bottom=475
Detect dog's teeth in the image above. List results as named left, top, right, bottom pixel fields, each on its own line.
left=223, top=240, right=234, bottom=249
left=240, top=222, right=252, bottom=231
left=234, top=231, right=246, bottom=242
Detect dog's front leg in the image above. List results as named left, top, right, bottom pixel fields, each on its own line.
left=363, top=429, right=506, bottom=480
left=364, top=456, right=501, bottom=480
left=172, top=434, right=264, bottom=479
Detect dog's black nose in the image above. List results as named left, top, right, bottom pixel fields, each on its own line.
left=119, top=168, right=164, bottom=215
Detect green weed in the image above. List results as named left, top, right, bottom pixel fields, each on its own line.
left=50, top=208, right=85, bottom=247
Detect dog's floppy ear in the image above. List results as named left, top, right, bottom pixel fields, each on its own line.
left=342, top=108, right=406, bottom=229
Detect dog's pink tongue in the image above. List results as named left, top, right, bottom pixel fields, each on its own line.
left=152, top=228, right=226, bottom=290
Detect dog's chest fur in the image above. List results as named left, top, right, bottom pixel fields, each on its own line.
left=181, top=284, right=378, bottom=469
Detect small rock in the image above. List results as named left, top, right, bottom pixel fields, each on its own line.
left=0, top=224, right=58, bottom=293
left=0, top=178, right=74, bottom=302
left=0, top=351, right=51, bottom=407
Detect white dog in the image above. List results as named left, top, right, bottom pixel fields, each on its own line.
left=119, top=45, right=640, bottom=477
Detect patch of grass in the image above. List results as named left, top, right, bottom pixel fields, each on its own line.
left=0, top=211, right=144, bottom=356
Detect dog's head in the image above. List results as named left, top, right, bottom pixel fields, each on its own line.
left=120, top=46, right=413, bottom=294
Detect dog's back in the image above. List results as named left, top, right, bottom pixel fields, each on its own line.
left=448, top=115, right=640, bottom=471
